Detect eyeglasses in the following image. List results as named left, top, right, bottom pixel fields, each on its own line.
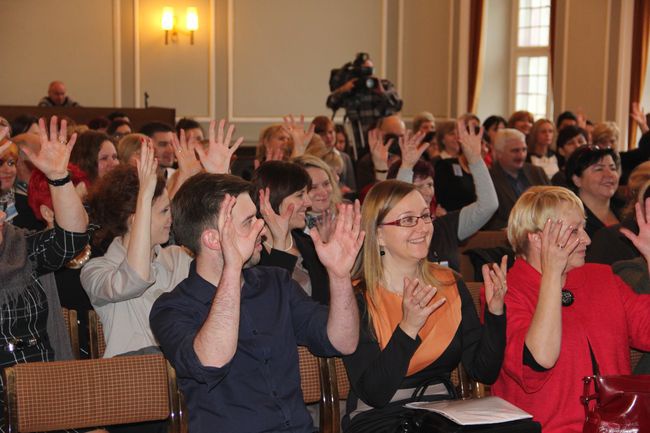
left=380, top=213, right=434, bottom=227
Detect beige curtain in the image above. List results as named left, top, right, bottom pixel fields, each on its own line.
left=629, top=0, right=650, bottom=149
left=467, top=0, right=485, bottom=113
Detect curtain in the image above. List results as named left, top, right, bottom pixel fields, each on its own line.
left=467, top=0, right=485, bottom=113
left=629, top=0, right=650, bottom=149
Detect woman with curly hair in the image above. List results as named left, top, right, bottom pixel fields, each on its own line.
left=70, top=130, right=120, bottom=184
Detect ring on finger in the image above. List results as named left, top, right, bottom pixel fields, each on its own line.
left=58, top=137, right=66, bottom=144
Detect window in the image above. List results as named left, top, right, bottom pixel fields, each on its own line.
left=512, top=0, right=552, bottom=120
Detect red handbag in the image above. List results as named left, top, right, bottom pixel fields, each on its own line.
left=581, top=345, right=650, bottom=433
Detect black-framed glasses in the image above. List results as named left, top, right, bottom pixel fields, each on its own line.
left=380, top=213, right=434, bottom=228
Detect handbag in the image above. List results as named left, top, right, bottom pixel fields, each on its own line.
left=581, top=343, right=650, bottom=433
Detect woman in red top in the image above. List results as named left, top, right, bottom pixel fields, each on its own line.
left=490, top=185, right=650, bottom=433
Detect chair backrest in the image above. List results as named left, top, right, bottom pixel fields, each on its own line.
left=458, top=231, right=510, bottom=282
left=297, top=346, right=333, bottom=433
left=3, top=354, right=181, bottom=433
left=88, top=310, right=106, bottom=359
left=60, top=308, right=79, bottom=360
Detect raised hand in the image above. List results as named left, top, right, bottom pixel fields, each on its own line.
left=218, top=194, right=265, bottom=269
left=620, top=198, right=650, bottom=260
left=314, top=209, right=335, bottom=243
left=23, top=116, right=77, bottom=180
left=311, top=200, right=365, bottom=279
left=399, top=277, right=446, bottom=339
left=630, top=102, right=649, bottom=133
left=136, top=139, right=159, bottom=199
left=457, top=119, right=484, bottom=164
left=368, top=128, right=390, bottom=170
left=196, top=119, right=244, bottom=174
left=539, top=219, right=581, bottom=276
left=398, top=130, right=427, bottom=169
left=258, top=187, right=293, bottom=250
left=481, top=255, right=508, bottom=316
left=283, top=114, right=315, bottom=157
left=172, top=130, right=202, bottom=177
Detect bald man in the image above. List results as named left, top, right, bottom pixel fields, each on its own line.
left=38, top=81, right=80, bottom=107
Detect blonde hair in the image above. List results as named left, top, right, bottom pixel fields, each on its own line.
left=592, top=122, right=620, bottom=150
left=256, top=124, right=294, bottom=163
left=527, top=118, right=556, bottom=152
left=117, top=133, right=148, bottom=165
left=305, top=135, right=344, bottom=175
left=507, top=186, right=585, bottom=256
left=623, top=161, right=650, bottom=219
left=354, top=180, right=452, bottom=307
left=292, top=154, right=342, bottom=210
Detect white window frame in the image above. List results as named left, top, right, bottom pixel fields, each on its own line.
left=509, top=0, right=553, bottom=119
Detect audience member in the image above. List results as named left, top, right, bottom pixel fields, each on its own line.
left=586, top=161, right=650, bottom=264
left=553, top=125, right=587, bottom=180
left=81, top=147, right=191, bottom=359
left=69, top=130, right=120, bottom=184
left=150, top=173, right=363, bottom=433
left=555, top=110, right=578, bottom=131
left=355, top=115, right=405, bottom=191
left=620, top=130, right=650, bottom=185
left=139, top=122, right=176, bottom=169
left=527, top=118, right=559, bottom=178
left=107, top=111, right=130, bottom=123
left=591, top=121, right=620, bottom=150
left=10, top=115, right=39, bottom=136
left=312, top=115, right=356, bottom=192
left=565, top=145, right=622, bottom=239
left=88, top=117, right=110, bottom=132
left=484, top=128, right=549, bottom=229
left=293, top=154, right=344, bottom=229
left=38, top=80, right=80, bottom=107
left=507, top=110, right=534, bottom=137
left=107, top=119, right=133, bottom=139
left=0, top=119, right=89, bottom=427
left=436, top=121, right=460, bottom=160
left=255, top=124, right=293, bottom=168
left=342, top=179, right=506, bottom=432
left=116, top=133, right=147, bottom=166
left=175, top=117, right=204, bottom=146
left=335, top=124, right=351, bottom=155
left=490, top=186, right=650, bottom=433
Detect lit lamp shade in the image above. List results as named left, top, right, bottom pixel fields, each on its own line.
left=186, top=7, right=199, bottom=31
left=161, top=7, right=174, bottom=31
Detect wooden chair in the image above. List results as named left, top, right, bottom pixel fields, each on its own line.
left=60, top=308, right=79, bottom=360
left=298, top=346, right=334, bottom=433
left=3, top=353, right=182, bottom=433
left=88, top=310, right=106, bottom=359
left=458, top=231, right=510, bottom=282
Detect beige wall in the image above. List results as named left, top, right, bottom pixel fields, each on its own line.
left=0, top=0, right=116, bottom=107
left=0, top=0, right=644, bottom=145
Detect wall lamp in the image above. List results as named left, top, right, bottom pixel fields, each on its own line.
left=161, top=6, right=199, bottom=45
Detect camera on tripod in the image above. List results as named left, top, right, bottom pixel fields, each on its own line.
left=329, top=52, right=379, bottom=94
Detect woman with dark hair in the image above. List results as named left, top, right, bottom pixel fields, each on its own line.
left=81, top=142, right=192, bottom=359
left=252, top=160, right=338, bottom=305
left=565, top=145, right=623, bottom=239
left=70, top=130, right=120, bottom=183
left=342, top=180, right=507, bottom=433
left=107, top=119, right=133, bottom=139
left=10, top=114, right=39, bottom=136
left=553, top=125, right=587, bottom=175
left=483, top=115, right=507, bottom=146
left=312, top=115, right=356, bottom=192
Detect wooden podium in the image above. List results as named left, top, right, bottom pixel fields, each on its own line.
left=0, top=106, right=176, bottom=132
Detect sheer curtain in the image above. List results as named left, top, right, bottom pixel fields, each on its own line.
left=629, top=0, right=650, bottom=149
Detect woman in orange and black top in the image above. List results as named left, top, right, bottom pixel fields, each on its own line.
left=342, top=180, right=507, bottom=433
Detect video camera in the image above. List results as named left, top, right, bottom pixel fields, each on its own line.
left=329, top=52, right=379, bottom=93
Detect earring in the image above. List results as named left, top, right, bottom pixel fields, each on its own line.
left=379, top=247, right=385, bottom=256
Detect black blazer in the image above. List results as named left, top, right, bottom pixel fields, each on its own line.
left=484, top=162, right=550, bottom=230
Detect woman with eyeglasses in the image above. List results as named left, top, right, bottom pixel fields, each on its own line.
left=341, top=179, right=507, bottom=433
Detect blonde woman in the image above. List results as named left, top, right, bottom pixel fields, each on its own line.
left=342, top=180, right=507, bottom=433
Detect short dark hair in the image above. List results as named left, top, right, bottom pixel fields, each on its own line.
left=556, top=125, right=587, bottom=149
left=483, top=115, right=507, bottom=131
left=250, top=161, right=311, bottom=214
left=171, top=173, right=252, bottom=254
left=11, top=115, right=38, bottom=135
left=175, top=118, right=202, bottom=134
left=88, top=117, right=110, bottom=130
left=565, top=145, right=620, bottom=191
left=107, top=111, right=129, bottom=122
left=139, top=121, right=174, bottom=138
left=107, top=119, right=132, bottom=136
left=556, top=111, right=578, bottom=128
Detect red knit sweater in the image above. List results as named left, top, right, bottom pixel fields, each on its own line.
left=489, top=259, right=650, bottom=433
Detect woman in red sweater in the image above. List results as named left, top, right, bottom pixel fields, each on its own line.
left=489, top=185, right=650, bottom=433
